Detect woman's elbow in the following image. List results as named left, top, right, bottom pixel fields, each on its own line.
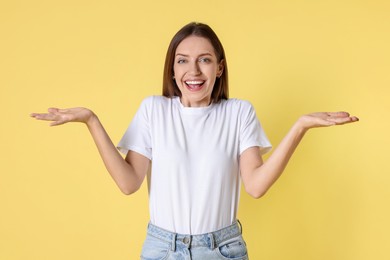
left=118, top=181, right=142, bottom=195
left=120, top=186, right=139, bottom=195
left=120, top=188, right=135, bottom=195
left=246, top=187, right=268, bottom=199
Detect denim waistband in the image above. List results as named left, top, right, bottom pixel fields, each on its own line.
left=146, top=221, right=242, bottom=250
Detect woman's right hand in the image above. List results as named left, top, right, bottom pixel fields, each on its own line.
left=31, top=107, right=149, bottom=195
left=31, top=107, right=95, bottom=126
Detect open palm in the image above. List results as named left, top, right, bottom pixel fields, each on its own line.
left=31, top=107, right=94, bottom=126
left=298, top=111, right=359, bottom=130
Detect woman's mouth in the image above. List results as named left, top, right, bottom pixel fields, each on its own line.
left=185, top=80, right=205, bottom=91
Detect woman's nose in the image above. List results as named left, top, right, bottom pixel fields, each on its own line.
left=189, top=61, right=201, bottom=75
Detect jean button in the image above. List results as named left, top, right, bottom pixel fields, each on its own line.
left=183, top=237, right=189, bottom=244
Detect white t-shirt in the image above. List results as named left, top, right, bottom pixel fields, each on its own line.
left=118, top=96, right=271, bottom=235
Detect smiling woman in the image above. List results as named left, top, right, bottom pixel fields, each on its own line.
left=173, top=36, right=224, bottom=107
left=162, top=22, right=228, bottom=105
left=30, top=22, right=358, bottom=260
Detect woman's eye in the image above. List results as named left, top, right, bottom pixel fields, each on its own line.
left=177, top=59, right=186, bottom=64
left=199, top=58, right=211, bottom=63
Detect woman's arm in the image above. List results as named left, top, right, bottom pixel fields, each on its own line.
left=31, top=107, right=150, bottom=195
left=240, top=112, right=358, bottom=199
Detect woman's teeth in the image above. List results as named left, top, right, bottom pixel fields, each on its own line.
left=185, top=81, right=205, bottom=90
left=186, top=81, right=204, bottom=85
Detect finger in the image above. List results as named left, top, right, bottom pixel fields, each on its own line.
left=48, top=107, right=70, bottom=115
left=310, top=117, right=336, bottom=127
left=49, top=108, right=71, bottom=113
left=48, top=108, right=59, bottom=113
left=58, top=108, right=71, bottom=113
left=326, top=111, right=350, bottom=118
left=318, top=119, right=336, bottom=126
left=50, top=120, right=66, bottom=126
left=30, top=113, right=39, bottom=118
left=30, top=113, right=57, bottom=121
left=328, top=116, right=358, bottom=125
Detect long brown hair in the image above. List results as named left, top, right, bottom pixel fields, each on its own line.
left=162, top=22, right=229, bottom=103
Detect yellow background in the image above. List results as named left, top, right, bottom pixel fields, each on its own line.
left=1, top=0, right=389, bottom=259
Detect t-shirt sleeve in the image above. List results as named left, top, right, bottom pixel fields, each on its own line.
left=239, top=101, right=272, bottom=155
left=117, top=97, right=152, bottom=160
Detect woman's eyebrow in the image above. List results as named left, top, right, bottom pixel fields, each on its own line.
left=175, top=53, right=188, bottom=57
left=175, top=52, right=213, bottom=57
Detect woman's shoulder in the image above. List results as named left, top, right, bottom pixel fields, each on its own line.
left=220, top=98, right=254, bottom=110
left=140, top=95, right=174, bottom=106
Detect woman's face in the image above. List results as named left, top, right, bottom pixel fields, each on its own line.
left=173, top=36, right=224, bottom=107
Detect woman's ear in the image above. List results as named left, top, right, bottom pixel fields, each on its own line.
left=217, top=59, right=225, bottom=77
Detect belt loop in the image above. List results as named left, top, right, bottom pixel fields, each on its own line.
left=208, top=233, right=216, bottom=250
left=171, top=233, right=177, bottom=252
left=237, top=219, right=243, bottom=234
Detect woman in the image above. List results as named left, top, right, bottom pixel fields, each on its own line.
left=31, top=22, right=358, bottom=259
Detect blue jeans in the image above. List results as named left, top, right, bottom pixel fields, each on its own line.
left=140, top=221, right=249, bottom=260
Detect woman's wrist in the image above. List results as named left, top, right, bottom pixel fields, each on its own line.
left=293, top=117, right=310, bottom=135
left=85, top=111, right=99, bottom=128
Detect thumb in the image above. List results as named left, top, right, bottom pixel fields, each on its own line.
left=57, top=108, right=70, bottom=113
left=50, top=120, right=66, bottom=127
left=48, top=107, right=69, bottom=114
left=48, top=107, right=60, bottom=113
left=315, top=118, right=336, bottom=127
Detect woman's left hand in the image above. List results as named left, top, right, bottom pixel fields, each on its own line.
left=297, top=112, right=359, bottom=131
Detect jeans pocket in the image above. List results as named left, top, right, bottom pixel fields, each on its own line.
left=216, top=235, right=248, bottom=259
left=140, top=234, right=171, bottom=260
